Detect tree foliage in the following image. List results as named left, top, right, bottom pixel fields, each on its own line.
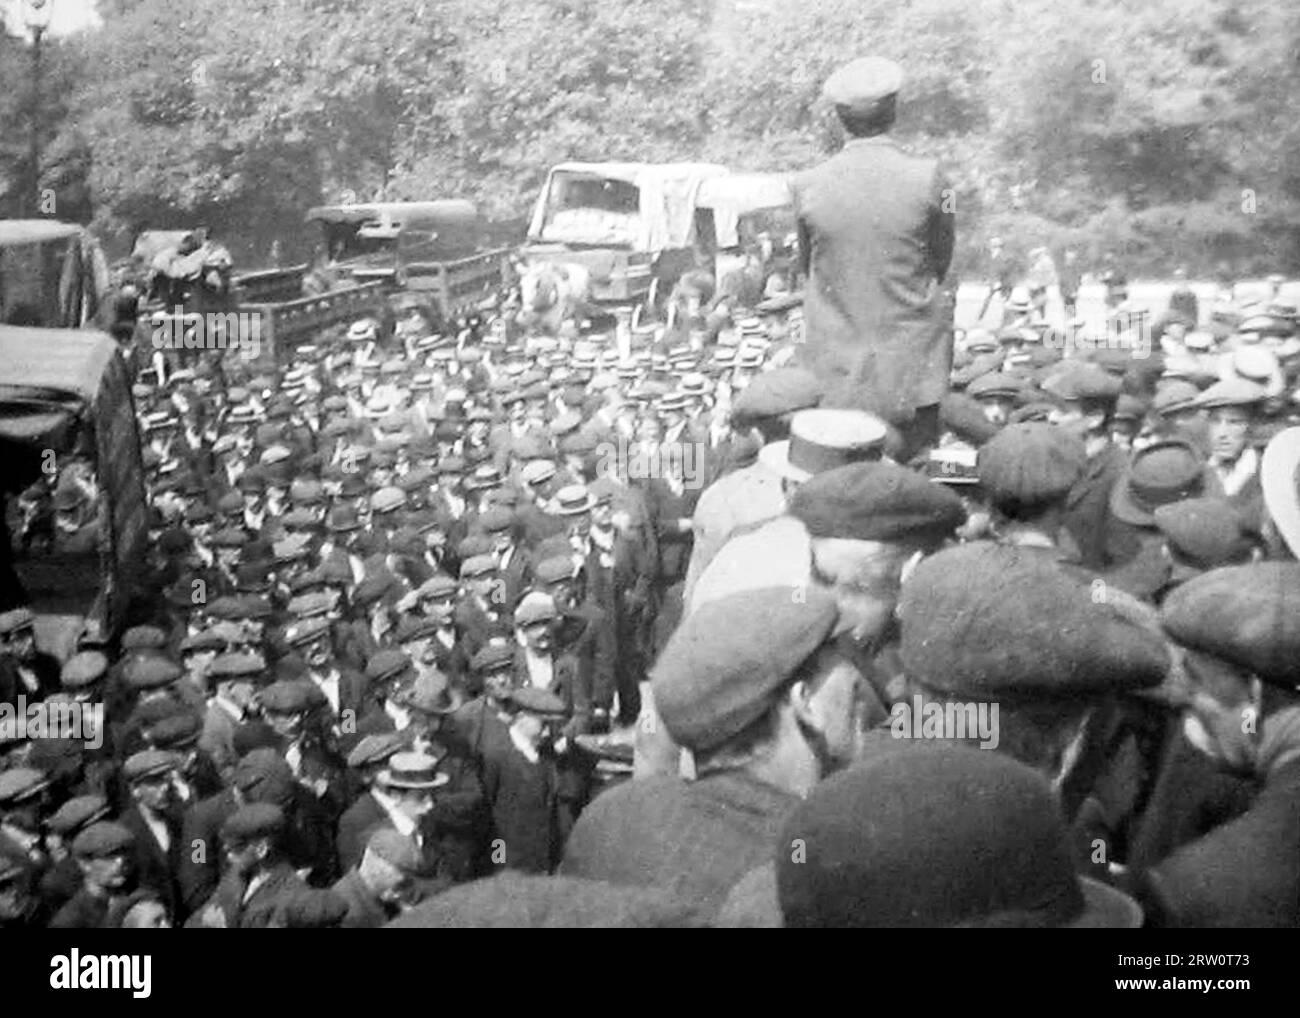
left=5, top=0, right=1297, bottom=270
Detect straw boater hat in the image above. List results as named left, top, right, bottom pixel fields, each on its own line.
left=1262, top=427, right=1300, bottom=559
left=758, top=408, right=888, bottom=483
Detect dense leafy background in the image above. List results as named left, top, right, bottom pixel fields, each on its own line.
left=2, top=0, right=1298, bottom=274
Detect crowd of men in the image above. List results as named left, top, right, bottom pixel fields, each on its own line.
left=2, top=57, right=1300, bottom=930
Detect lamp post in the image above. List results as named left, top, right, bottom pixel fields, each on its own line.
left=24, top=0, right=52, bottom=216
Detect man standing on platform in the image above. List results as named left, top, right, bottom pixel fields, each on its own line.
left=793, top=56, right=955, bottom=460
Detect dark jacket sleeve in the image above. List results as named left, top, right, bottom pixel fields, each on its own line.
left=927, top=165, right=955, bottom=284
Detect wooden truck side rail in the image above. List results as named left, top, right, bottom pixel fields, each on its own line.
left=233, top=265, right=310, bottom=304
left=404, top=246, right=513, bottom=316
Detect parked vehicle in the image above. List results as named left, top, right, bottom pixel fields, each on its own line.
left=135, top=226, right=388, bottom=371
left=0, top=327, right=148, bottom=660
left=692, top=172, right=799, bottom=299
left=521, top=162, right=729, bottom=311
left=305, top=201, right=511, bottom=325
left=0, top=220, right=111, bottom=330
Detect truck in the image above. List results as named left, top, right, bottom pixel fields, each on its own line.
left=304, top=201, right=513, bottom=327
left=0, top=219, right=112, bottom=330
left=0, top=326, right=148, bottom=660
left=135, top=228, right=388, bottom=370
left=520, top=162, right=729, bottom=313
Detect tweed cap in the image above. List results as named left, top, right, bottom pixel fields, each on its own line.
left=1041, top=362, right=1122, bottom=402
left=123, top=655, right=183, bottom=690
left=208, top=651, right=266, bottom=679
left=514, top=592, right=557, bottom=627
left=365, top=649, right=412, bottom=684
left=732, top=367, right=822, bottom=421
left=232, top=748, right=294, bottom=799
left=899, top=543, right=1169, bottom=696
left=977, top=423, right=1087, bottom=505
left=776, top=746, right=1141, bottom=928
left=123, top=749, right=175, bottom=784
left=652, top=586, right=840, bottom=753
left=1160, top=563, right=1300, bottom=690
left=258, top=680, right=315, bottom=714
left=1153, top=498, right=1256, bottom=570
left=121, top=625, right=167, bottom=650
left=61, top=651, right=108, bottom=690
left=147, top=712, right=202, bottom=751
left=787, top=462, right=965, bottom=544
left=460, top=554, right=497, bottom=579
left=385, top=872, right=706, bottom=929
left=346, top=732, right=408, bottom=770
left=220, top=803, right=286, bottom=846
left=0, top=767, right=50, bottom=804
left=966, top=372, right=1025, bottom=401
left=47, top=794, right=111, bottom=836
left=1194, top=377, right=1267, bottom=410
left=71, top=821, right=135, bottom=859
left=1110, top=440, right=1208, bottom=527
left=472, top=641, right=515, bottom=673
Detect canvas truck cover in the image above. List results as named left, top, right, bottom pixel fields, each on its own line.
left=527, top=163, right=729, bottom=252
left=695, top=173, right=793, bottom=249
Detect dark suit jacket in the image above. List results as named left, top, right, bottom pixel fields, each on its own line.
left=119, top=802, right=186, bottom=922
left=1131, top=757, right=1300, bottom=928
left=1063, top=444, right=1129, bottom=571
left=793, top=135, right=954, bottom=421
left=332, top=869, right=391, bottom=929
left=196, top=861, right=308, bottom=928
left=559, top=770, right=798, bottom=914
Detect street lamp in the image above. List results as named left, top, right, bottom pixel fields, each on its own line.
left=23, top=0, right=53, bottom=217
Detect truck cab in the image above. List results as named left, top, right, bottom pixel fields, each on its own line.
left=0, top=327, right=148, bottom=661
left=522, top=162, right=729, bottom=310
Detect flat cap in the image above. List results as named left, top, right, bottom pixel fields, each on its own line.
left=1153, top=498, right=1256, bottom=570
left=775, top=746, right=1139, bottom=928
left=71, top=821, right=135, bottom=859
left=123, top=655, right=183, bottom=690
left=1160, top=563, right=1300, bottom=690
left=0, top=607, right=35, bottom=635
left=508, top=687, right=568, bottom=717
left=47, top=795, right=111, bottom=836
left=123, top=749, right=176, bottom=784
left=146, top=712, right=202, bottom=751
left=346, top=732, right=408, bottom=771
left=787, top=462, right=965, bottom=544
left=418, top=574, right=459, bottom=600
left=220, top=803, right=286, bottom=845
left=258, top=680, right=315, bottom=714
left=977, top=422, right=1087, bottom=505
left=208, top=651, right=267, bottom=679
left=1110, top=440, right=1208, bottom=528
left=1041, top=362, right=1122, bottom=402
left=652, top=586, right=840, bottom=753
left=899, top=543, right=1170, bottom=696
left=514, top=592, right=557, bottom=627
left=533, top=555, right=576, bottom=586
left=232, top=748, right=294, bottom=798
left=732, top=367, right=822, bottom=422
left=121, top=624, right=167, bottom=650
left=395, top=615, right=439, bottom=644
left=1194, top=377, right=1267, bottom=410
left=472, top=641, right=515, bottom=673
left=0, top=767, right=51, bottom=804
left=61, top=651, right=108, bottom=690
left=284, top=616, right=332, bottom=647
left=460, top=554, right=498, bottom=579
left=822, top=56, right=903, bottom=112
left=366, top=649, right=412, bottom=684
